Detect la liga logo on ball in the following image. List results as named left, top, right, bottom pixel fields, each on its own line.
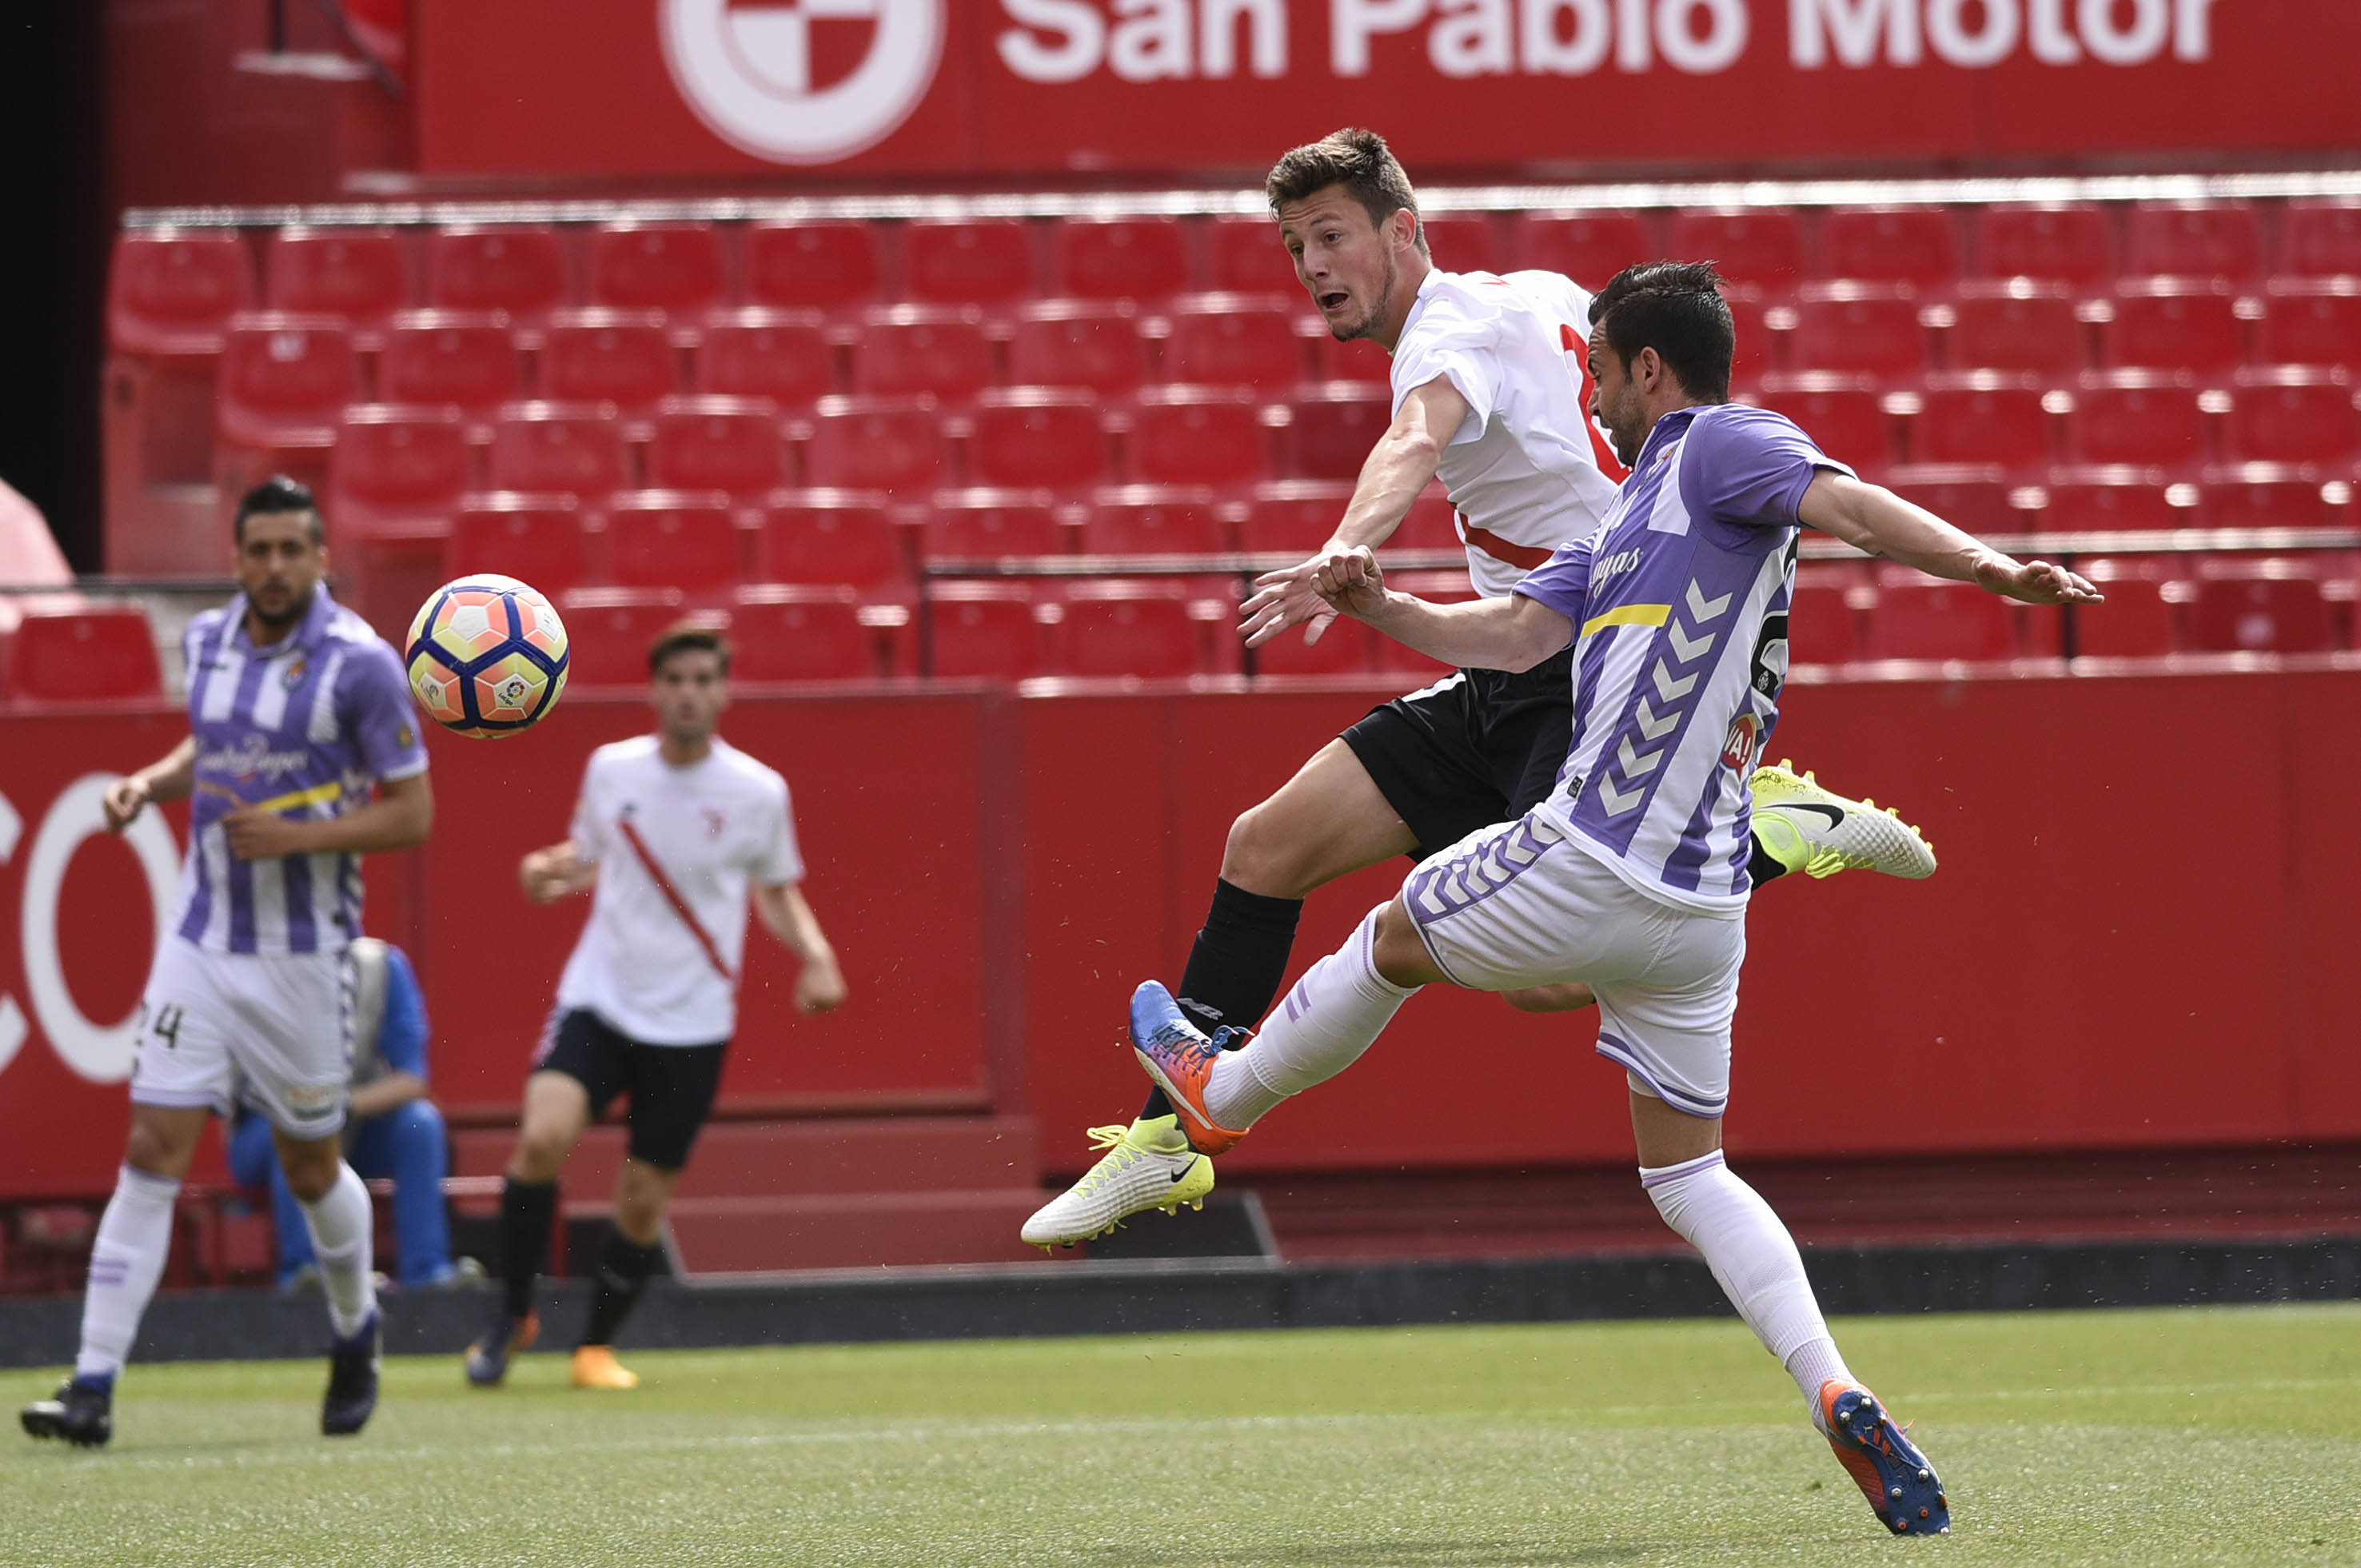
left=405, top=576, right=570, bottom=739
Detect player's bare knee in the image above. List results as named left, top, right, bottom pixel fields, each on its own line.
left=123, top=1122, right=191, bottom=1180
left=1370, top=899, right=1442, bottom=988
left=1219, top=804, right=1314, bottom=898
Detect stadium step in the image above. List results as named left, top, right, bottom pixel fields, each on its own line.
left=648, top=1190, right=1072, bottom=1274
left=449, top=1115, right=1043, bottom=1200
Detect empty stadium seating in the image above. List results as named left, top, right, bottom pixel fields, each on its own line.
left=606, top=491, right=740, bottom=594
left=1977, top=204, right=2115, bottom=284
left=807, top=395, right=946, bottom=493
left=2259, top=281, right=2361, bottom=367
left=216, top=313, right=358, bottom=452
left=426, top=225, right=568, bottom=330
left=1007, top=302, right=1146, bottom=393
left=264, top=228, right=409, bottom=346
left=539, top=309, right=681, bottom=413
left=2280, top=199, right=2361, bottom=276
left=559, top=588, right=703, bottom=685
left=377, top=311, right=524, bottom=421
left=1286, top=386, right=1390, bottom=481
left=1053, top=217, right=1189, bottom=301
left=921, top=489, right=1063, bottom=561
left=758, top=492, right=910, bottom=589
left=903, top=219, right=1037, bottom=306
left=1161, top=295, right=1307, bottom=389
left=968, top=390, right=1108, bottom=489
left=696, top=309, right=836, bottom=405
left=1056, top=581, right=1205, bottom=677
left=109, top=229, right=257, bottom=356
left=1944, top=283, right=2087, bottom=374
left=489, top=403, right=629, bottom=497
left=1783, top=286, right=1928, bottom=381
left=1129, top=388, right=1266, bottom=486
left=2038, top=470, right=2192, bottom=533
left=2227, top=369, right=2359, bottom=465
left=332, top=405, right=469, bottom=524
left=445, top=494, right=590, bottom=592
left=852, top=306, right=995, bottom=399
left=1079, top=487, right=1227, bottom=557
left=927, top=582, right=1046, bottom=678
left=2100, top=280, right=2243, bottom=373
left=645, top=397, right=788, bottom=495
left=1510, top=212, right=1653, bottom=285
left=2124, top=201, right=2263, bottom=280
left=730, top=585, right=879, bottom=681
left=0, top=604, right=166, bottom=704
left=1820, top=206, right=1958, bottom=286
left=2067, top=374, right=2207, bottom=469
left=587, top=221, right=726, bottom=315
left=1669, top=209, right=1803, bottom=289
left=1864, top=571, right=2021, bottom=661
left=2188, top=559, right=2335, bottom=652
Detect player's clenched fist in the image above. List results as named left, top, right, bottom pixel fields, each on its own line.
left=102, top=776, right=151, bottom=834
left=1310, top=545, right=1389, bottom=619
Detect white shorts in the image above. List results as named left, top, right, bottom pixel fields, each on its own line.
left=129, top=937, right=351, bottom=1141
left=1403, top=813, right=1747, bottom=1119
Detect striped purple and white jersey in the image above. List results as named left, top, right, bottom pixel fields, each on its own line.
left=171, top=587, right=429, bottom=955
left=1514, top=404, right=1849, bottom=912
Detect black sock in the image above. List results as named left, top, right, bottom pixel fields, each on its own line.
left=1140, top=880, right=1304, bottom=1121
left=579, top=1231, right=664, bottom=1348
left=498, top=1177, right=557, bottom=1320
left=1748, top=835, right=1788, bottom=887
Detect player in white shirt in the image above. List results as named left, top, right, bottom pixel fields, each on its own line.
left=1023, top=129, right=1932, bottom=1249
left=464, top=623, right=846, bottom=1391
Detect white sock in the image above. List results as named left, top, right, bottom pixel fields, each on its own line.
left=298, top=1162, right=379, bottom=1339
left=1642, top=1150, right=1853, bottom=1424
left=1204, top=906, right=1418, bottom=1129
left=76, top=1165, right=181, bottom=1382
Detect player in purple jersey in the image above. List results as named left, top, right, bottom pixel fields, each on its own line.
left=21, top=477, right=434, bottom=1449
left=1115, top=264, right=2099, bottom=1536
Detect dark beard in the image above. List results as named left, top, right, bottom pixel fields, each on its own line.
left=249, top=585, right=315, bottom=631
left=1334, top=251, right=1399, bottom=344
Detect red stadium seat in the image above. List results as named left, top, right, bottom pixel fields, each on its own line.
left=2066, top=375, right=2207, bottom=470
left=109, top=228, right=258, bottom=356
left=731, top=585, right=878, bottom=681
left=646, top=397, right=786, bottom=496
left=2035, top=470, right=2187, bottom=533
left=851, top=306, right=995, bottom=399
left=2189, top=560, right=2335, bottom=652
left=2258, top=281, right=2361, bottom=368
left=1784, top=285, right=1928, bottom=380
left=903, top=219, right=1037, bottom=306
left=1, top=604, right=165, bottom=703
left=539, top=309, right=680, bottom=413
left=1252, top=609, right=1370, bottom=676
left=586, top=222, right=726, bottom=315
left=1007, top=302, right=1146, bottom=393
left=927, top=582, right=1046, bottom=679
left=264, top=228, right=410, bottom=345
left=1286, top=385, right=1390, bottom=481
left=1786, top=568, right=1866, bottom=665
left=921, top=489, right=1063, bottom=561
left=1817, top=207, right=1958, bottom=286
left=558, top=588, right=712, bottom=686
left=694, top=309, right=836, bottom=405
left=807, top=394, right=947, bottom=494
left=2225, top=370, right=2358, bottom=465
left=1079, top=486, right=1227, bottom=556
left=1057, top=581, right=1204, bottom=678
left=2124, top=202, right=2263, bottom=281
left=2201, top=467, right=2334, bottom=530
left=425, top=225, right=569, bottom=329
left=758, top=491, right=909, bottom=588
left=1509, top=212, right=1653, bottom=287
left=1864, top=571, right=2019, bottom=660
left=1910, top=376, right=2053, bottom=471
left=1418, top=215, right=1502, bottom=275
left=377, top=311, right=523, bottom=422
left=968, top=391, right=1108, bottom=490
left=445, top=493, right=590, bottom=593
left=1309, top=333, right=1392, bottom=385
left=1159, top=295, right=1306, bottom=389
left=1752, top=375, right=1892, bottom=474
left=215, top=313, right=359, bottom=449
left=744, top=221, right=882, bottom=312
left=1208, top=213, right=1297, bottom=295
left=605, top=491, right=741, bottom=593
left=333, top=405, right=469, bottom=523
left=1238, top=481, right=1352, bottom=554
left=2279, top=200, right=2361, bottom=277
left=487, top=403, right=629, bottom=497
left=1128, top=387, right=1268, bottom=487
left=2100, top=281, right=2243, bottom=374
left=1052, top=217, right=1189, bottom=302
left=1721, top=286, right=1776, bottom=389
left=1885, top=465, right=2020, bottom=536
left=2070, top=561, right=2176, bottom=658
left=1943, top=282, right=2086, bottom=374
left=1669, top=209, right=1804, bottom=290
left=1976, top=204, right=2114, bottom=285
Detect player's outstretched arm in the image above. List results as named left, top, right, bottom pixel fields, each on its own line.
left=1239, top=377, right=1470, bottom=648
left=221, top=772, right=434, bottom=862
left=1310, top=546, right=1573, bottom=672
left=518, top=839, right=599, bottom=904
left=1799, top=472, right=2104, bottom=605
left=104, top=736, right=197, bottom=833
left=753, top=882, right=847, bottom=1015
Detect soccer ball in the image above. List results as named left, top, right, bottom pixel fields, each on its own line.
left=405, top=575, right=569, bottom=739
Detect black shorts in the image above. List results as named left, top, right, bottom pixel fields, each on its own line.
left=1340, top=645, right=1576, bottom=860
left=536, top=1009, right=727, bottom=1171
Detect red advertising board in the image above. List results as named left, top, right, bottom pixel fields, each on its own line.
left=413, top=0, right=2361, bottom=181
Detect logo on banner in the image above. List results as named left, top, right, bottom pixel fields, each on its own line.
left=662, top=0, right=944, bottom=165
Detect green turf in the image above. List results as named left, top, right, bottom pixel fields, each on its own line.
left=6, top=1303, right=2359, bottom=1566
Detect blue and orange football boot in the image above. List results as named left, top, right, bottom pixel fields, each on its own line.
left=1820, top=1381, right=1950, bottom=1535
left=1127, top=981, right=1249, bottom=1157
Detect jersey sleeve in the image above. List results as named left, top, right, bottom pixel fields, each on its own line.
left=568, top=755, right=608, bottom=865
left=342, top=640, right=430, bottom=783
left=375, top=945, right=430, bottom=1079
left=1390, top=290, right=1499, bottom=446
left=1680, top=406, right=1855, bottom=529
left=1510, top=534, right=1597, bottom=633
left=753, top=776, right=805, bottom=888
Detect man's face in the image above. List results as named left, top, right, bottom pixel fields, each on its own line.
left=236, top=510, right=325, bottom=629
left=1586, top=326, right=1650, bottom=469
left=1277, top=185, right=1406, bottom=343
left=650, top=648, right=728, bottom=745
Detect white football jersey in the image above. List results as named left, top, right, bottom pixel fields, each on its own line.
left=553, top=735, right=804, bottom=1044
left=1390, top=269, right=1629, bottom=598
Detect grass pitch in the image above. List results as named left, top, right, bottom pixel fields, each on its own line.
left=5, top=1303, right=2359, bottom=1566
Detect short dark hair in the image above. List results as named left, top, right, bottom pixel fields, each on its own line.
left=1586, top=261, right=1737, bottom=404
left=1265, top=128, right=1429, bottom=257
left=233, top=475, right=324, bottom=544
left=648, top=620, right=732, bottom=677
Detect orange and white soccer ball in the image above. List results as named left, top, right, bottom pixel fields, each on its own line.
left=404, top=575, right=569, bottom=739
